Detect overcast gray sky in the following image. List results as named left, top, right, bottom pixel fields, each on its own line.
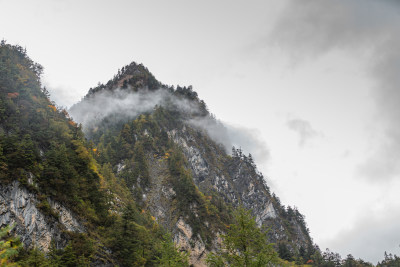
left=2, top=0, right=400, bottom=263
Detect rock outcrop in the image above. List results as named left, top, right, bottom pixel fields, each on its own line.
left=0, top=180, right=84, bottom=250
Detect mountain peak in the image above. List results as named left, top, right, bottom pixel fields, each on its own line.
left=86, top=61, right=161, bottom=98
left=1, top=43, right=314, bottom=266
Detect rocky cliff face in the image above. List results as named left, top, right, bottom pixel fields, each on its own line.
left=174, top=218, right=207, bottom=267
left=169, top=123, right=312, bottom=249
left=65, top=64, right=315, bottom=265
left=0, top=180, right=84, bottom=250
left=99, top=117, right=312, bottom=266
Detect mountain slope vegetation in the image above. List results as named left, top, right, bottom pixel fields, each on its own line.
left=0, top=41, right=188, bottom=266
left=69, top=56, right=315, bottom=265
left=2, top=41, right=394, bottom=266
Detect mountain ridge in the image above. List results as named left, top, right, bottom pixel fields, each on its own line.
left=70, top=59, right=314, bottom=265
left=1, top=41, right=314, bottom=266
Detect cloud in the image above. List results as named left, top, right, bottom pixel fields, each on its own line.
left=270, top=0, right=400, bottom=182
left=69, top=87, right=270, bottom=165
left=268, top=0, right=400, bottom=262
left=360, top=37, right=400, bottom=182
left=42, top=79, right=80, bottom=109
left=190, top=117, right=270, bottom=163
left=269, top=0, right=398, bottom=60
left=324, top=203, right=400, bottom=264
left=287, top=118, right=320, bottom=147
left=69, top=89, right=167, bottom=130
left=69, top=88, right=201, bottom=131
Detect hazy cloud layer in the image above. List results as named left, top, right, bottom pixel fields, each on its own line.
left=287, top=118, right=320, bottom=147
left=69, top=88, right=270, bottom=164
left=359, top=36, right=400, bottom=182
left=42, top=79, right=78, bottom=109
left=270, top=1, right=400, bottom=262
left=325, top=203, right=400, bottom=264
left=69, top=89, right=168, bottom=130
left=269, top=0, right=398, bottom=60
left=69, top=89, right=200, bottom=130
left=189, top=117, right=270, bottom=163
left=271, top=0, right=400, bottom=182
left=225, top=123, right=270, bottom=164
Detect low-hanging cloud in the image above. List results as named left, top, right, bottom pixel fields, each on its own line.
left=270, top=0, right=400, bottom=183
left=69, top=88, right=270, bottom=165
left=42, top=79, right=80, bottom=109
left=189, top=116, right=270, bottom=164
left=69, top=88, right=200, bottom=131
left=287, top=118, right=321, bottom=147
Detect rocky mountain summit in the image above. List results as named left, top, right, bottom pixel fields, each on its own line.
left=70, top=62, right=313, bottom=265
left=0, top=41, right=313, bottom=266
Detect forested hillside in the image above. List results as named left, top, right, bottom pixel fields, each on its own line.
left=69, top=57, right=315, bottom=265
left=1, top=41, right=398, bottom=266
left=0, top=41, right=188, bottom=266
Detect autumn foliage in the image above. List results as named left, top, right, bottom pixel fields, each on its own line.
left=7, top=92, right=19, bottom=98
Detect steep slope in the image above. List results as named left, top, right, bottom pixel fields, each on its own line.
left=0, top=40, right=314, bottom=265
left=0, top=42, right=189, bottom=266
left=70, top=62, right=315, bottom=265
left=0, top=41, right=103, bottom=252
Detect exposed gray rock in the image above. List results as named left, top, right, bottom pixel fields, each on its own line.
left=171, top=126, right=312, bottom=251
left=49, top=199, right=85, bottom=233
left=0, top=180, right=84, bottom=251
left=174, top=218, right=207, bottom=267
left=116, top=162, right=126, bottom=173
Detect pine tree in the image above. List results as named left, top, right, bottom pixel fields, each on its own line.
left=155, top=233, right=189, bottom=267
left=47, top=241, right=61, bottom=267
left=206, top=207, right=279, bottom=267
left=232, top=146, right=237, bottom=157
left=21, top=247, right=50, bottom=267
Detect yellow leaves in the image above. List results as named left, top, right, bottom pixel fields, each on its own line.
left=68, top=120, right=77, bottom=127
left=71, top=140, right=92, bottom=167
left=76, top=146, right=90, bottom=161
left=163, top=152, right=170, bottom=159
left=0, top=224, right=21, bottom=266
left=49, top=120, right=72, bottom=141
left=91, top=147, right=100, bottom=160
left=205, top=205, right=210, bottom=215
left=151, top=216, right=156, bottom=221
left=152, top=221, right=159, bottom=231
left=16, top=63, right=25, bottom=71
left=48, top=105, right=57, bottom=112
left=98, top=172, right=107, bottom=190
left=16, top=63, right=30, bottom=84
left=138, top=114, right=147, bottom=123
left=134, top=114, right=148, bottom=127
left=72, top=139, right=101, bottom=180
